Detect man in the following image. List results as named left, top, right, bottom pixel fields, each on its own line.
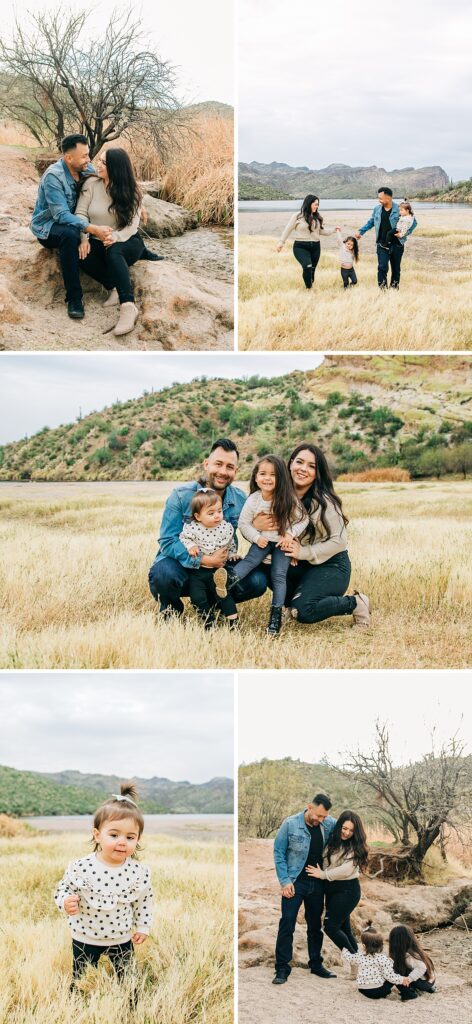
left=356, top=186, right=417, bottom=289
left=272, top=794, right=336, bottom=985
left=148, top=438, right=267, bottom=615
left=30, top=134, right=108, bottom=320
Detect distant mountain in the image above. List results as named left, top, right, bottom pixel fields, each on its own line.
left=186, top=101, right=233, bottom=119
left=414, top=177, right=472, bottom=204
left=0, top=765, right=234, bottom=816
left=238, top=160, right=449, bottom=199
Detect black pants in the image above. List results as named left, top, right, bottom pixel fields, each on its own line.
left=188, top=567, right=237, bottom=620
left=282, top=551, right=355, bottom=623
left=232, top=541, right=291, bottom=607
left=359, top=982, right=393, bottom=999
left=293, top=241, right=321, bottom=288
left=341, top=267, right=357, bottom=288
left=376, top=242, right=404, bottom=288
left=81, top=234, right=145, bottom=304
left=72, top=939, right=134, bottom=980
left=324, top=878, right=360, bottom=953
left=275, top=878, right=325, bottom=976
left=39, top=224, right=83, bottom=303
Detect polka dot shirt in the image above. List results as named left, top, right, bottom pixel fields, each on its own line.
left=342, top=950, right=405, bottom=989
left=54, top=854, right=153, bottom=947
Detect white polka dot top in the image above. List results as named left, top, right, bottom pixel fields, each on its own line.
left=342, top=949, right=405, bottom=989
left=54, top=854, right=153, bottom=946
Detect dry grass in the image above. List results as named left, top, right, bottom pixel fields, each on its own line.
left=0, top=829, right=233, bottom=1024
left=238, top=209, right=472, bottom=349
left=1, top=481, right=471, bottom=670
left=0, top=121, right=37, bottom=147
left=338, top=469, right=411, bottom=482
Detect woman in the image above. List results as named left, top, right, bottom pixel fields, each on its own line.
left=75, top=148, right=145, bottom=336
left=276, top=195, right=337, bottom=289
left=306, top=810, right=369, bottom=955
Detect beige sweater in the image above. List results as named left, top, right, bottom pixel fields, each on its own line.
left=75, top=177, right=141, bottom=243
left=296, top=498, right=348, bottom=565
left=318, top=847, right=359, bottom=882
left=279, top=212, right=336, bottom=245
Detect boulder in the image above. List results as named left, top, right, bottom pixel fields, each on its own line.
left=140, top=180, right=163, bottom=198
left=142, top=194, right=198, bottom=237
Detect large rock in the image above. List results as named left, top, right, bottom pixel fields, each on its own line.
left=142, top=194, right=197, bottom=237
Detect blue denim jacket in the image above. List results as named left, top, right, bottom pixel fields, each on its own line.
left=155, top=480, right=247, bottom=570
left=359, top=202, right=417, bottom=246
left=273, top=810, right=337, bottom=887
left=31, top=158, right=96, bottom=240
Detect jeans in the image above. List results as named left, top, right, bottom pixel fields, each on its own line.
left=323, top=879, right=360, bottom=953
left=341, top=267, right=357, bottom=287
left=293, top=241, right=321, bottom=288
left=81, top=234, right=145, bottom=303
left=72, top=939, right=134, bottom=980
left=275, top=877, right=325, bottom=975
left=279, top=550, right=354, bottom=623
left=376, top=242, right=404, bottom=288
left=148, top=555, right=267, bottom=612
left=232, top=541, right=291, bottom=607
left=39, top=223, right=83, bottom=302
left=360, top=982, right=394, bottom=999
left=188, top=567, right=237, bottom=619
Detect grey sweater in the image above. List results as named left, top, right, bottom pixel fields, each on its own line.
left=279, top=212, right=336, bottom=245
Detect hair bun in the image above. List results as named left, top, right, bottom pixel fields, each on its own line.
left=120, top=781, right=139, bottom=804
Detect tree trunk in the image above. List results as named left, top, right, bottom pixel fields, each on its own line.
left=367, top=847, right=424, bottom=882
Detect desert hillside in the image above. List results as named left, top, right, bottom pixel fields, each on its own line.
left=239, top=160, right=449, bottom=199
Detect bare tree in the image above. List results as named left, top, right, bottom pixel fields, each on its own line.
left=0, top=6, right=183, bottom=157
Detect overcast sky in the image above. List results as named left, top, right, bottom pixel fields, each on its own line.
left=3, top=0, right=233, bottom=105
left=239, top=0, right=472, bottom=180
left=0, top=353, right=323, bottom=445
left=0, top=673, right=234, bottom=780
left=238, top=671, right=471, bottom=766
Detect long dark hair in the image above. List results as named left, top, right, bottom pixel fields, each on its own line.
left=325, top=810, right=369, bottom=870
left=287, top=443, right=348, bottom=543
left=249, top=454, right=301, bottom=534
left=344, top=235, right=359, bottom=262
left=389, top=926, right=435, bottom=981
left=104, top=148, right=142, bottom=230
left=298, top=193, right=324, bottom=231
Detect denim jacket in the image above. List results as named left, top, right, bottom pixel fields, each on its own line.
left=31, top=158, right=96, bottom=240
left=273, top=810, right=337, bottom=887
left=359, top=202, right=417, bottom=246
left=155, top=480, right=247, bottom=570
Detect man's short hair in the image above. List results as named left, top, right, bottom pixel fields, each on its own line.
left=61, top=134, right=88, bottom=153
left=378, top=186, right=393, bottom=197
left=209, top=438, right=240, bottom=459
left=312, top=792, right=332, bottom=810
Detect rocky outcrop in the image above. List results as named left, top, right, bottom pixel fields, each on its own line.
left=142, top=194, right=198, bottom=237
left=239, top=160, right=450, bottom=199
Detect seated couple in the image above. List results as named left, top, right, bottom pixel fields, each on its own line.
left=148, top=438, right=371, bottom=637
left=30, top=133, right=162, bottom=335
left=273, top=795, right=437, bottom=1001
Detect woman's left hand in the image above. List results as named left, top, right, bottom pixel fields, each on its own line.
left=78, top=239, right=90, bottom=259
left=131, top=932, right=149, bottom=944
left=103, top=234, right=116, bottom=248
left=280, top=537, right=301, bottom=558
left=305, top=863, right=323, bottom=879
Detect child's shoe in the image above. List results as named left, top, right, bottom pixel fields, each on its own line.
left=267, top=606, right=282, bottom=636
left=214, top=566, right=238, bottom=598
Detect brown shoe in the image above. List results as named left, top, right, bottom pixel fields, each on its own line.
left=352, top=591, right=371, bottom=627
left=114, top=302, right=138, bottom=336
left=213, top=567, right=228, bottom=598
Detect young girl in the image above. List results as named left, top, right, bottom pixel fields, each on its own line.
left=342, top=923, right=413, bottom=1000
left=179, top=487, right=239, bottom=629
left=335, top=228, right=359, bottom=288
left=54, top=783, right=153, bottom=984
left=389, top=925, right=436, bottom=994
left=393, top=201, right=415, bottom=242
left=214, top=455, right=308, bottom=637
left=276, top=194, right=337, bottom=289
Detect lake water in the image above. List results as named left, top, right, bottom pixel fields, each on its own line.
left=23, top=813, right=233, bottom=843
left=239, top=199, right=468, bottom=212
left=145, top=226, right=233, bottom=283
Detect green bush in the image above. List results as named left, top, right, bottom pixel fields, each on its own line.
left=91, top=448, right=113, bottom=465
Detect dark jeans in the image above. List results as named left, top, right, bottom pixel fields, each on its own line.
left=232, top=541, right=291, bottom=607
left=323, top=878, right=360, bottom=953
left=39, top=223, right=83, bottom=302
left=275, top=877, right=325, bottom=976
left=360, top=982, right=393, bottom=999
left=188, top=566, right=237, bottom=619
left=274, top=550, right=354, bottom=623
left=72, top=939, right=134, bottom=980
left=411, top=978, right=435, bottom=993
left=293, top=241, right=321, bottom=288
left=81, top=234, right=145, bottom=303
left=148, top=555, right=267, bottom=612
left=341, top=267, right=357, bottom=287
left=376, top=242, right=404, bottom=288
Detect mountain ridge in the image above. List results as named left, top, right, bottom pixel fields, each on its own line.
left=239, top=159, right=449, bottom=199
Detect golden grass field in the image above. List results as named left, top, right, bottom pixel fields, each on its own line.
left=0, top=828, right=232, bottom=1024
left=238, top=209, right=472, bottom=349
left=1, top=480, right=471, bottom=670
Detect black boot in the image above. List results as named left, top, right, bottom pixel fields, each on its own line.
left=67, top=299, right=85, bottom=319
left=310, top=965, right=336, bottom=979
left=141, top=246, right=165, bottom=261
left=272, top=971, right=288, bottom=985
left=267, top=606, right=282, bottom=636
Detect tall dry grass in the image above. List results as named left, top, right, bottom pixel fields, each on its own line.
left=1, top=481, right=471, bottom=670
left=338, top=469, right=411, bottom=482
left=0, top=830, right=233, bottom=1024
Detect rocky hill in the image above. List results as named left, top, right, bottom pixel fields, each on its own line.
left=239, top=160, right=449, bottom=199
left=414, top=177, right=472, bottom=204
left=1, top=356, right=470, bottom=482
left=0, top=764, right=233, bottom=816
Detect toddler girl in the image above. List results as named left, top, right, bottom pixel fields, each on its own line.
left=342, top=922, right=412, bottom=999
left=389, top=925, right=436, bottom=995
left=179, top=487, right=238, bottom=628
left=214, top=454, right=308, bottom=637
left=54, top=783, right=153, bottom=984
left=335, top=228, right=359, bottom=288
left=386, top=200, right=415, bottom=247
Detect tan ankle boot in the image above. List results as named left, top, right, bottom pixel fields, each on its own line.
left=352, top=591, right=371, bottom=627
left=114, top=302, right=138, bottom=336
left=103, top=288, right=119, bottom=307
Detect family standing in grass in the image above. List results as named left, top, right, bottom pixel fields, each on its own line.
left=277, top=188, right=417, bottom=290
left=148, top=437, right=371, bottom=636
left=272, top=795, right=437, bottom=1001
